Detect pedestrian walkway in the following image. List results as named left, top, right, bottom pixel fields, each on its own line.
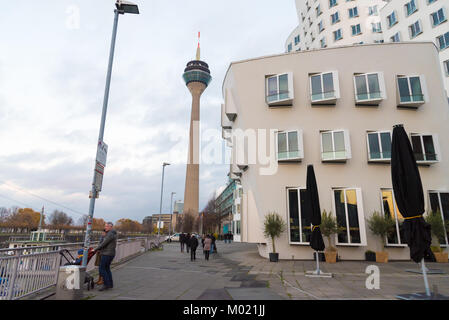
left=83, top=241, right=449, bottom=300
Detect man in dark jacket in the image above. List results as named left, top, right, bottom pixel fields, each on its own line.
left=94, top=222, right=117, bottom=291
left=180, top=233, right=185, bottom=252
left=186, top=233, right=191, bottom=253
left=189, top=235, right=199, bottom=261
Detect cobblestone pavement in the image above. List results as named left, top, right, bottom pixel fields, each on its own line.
left=86, top=241, right=449, bottom=300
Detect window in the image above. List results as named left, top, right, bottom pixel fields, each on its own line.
left=318, top=21, right=324, bottom=33
left=287, top=43, right=292, bottom=52
left=428, top=0, right=437, bottom=4
left=437, top=31, right=449, bottom=50
left=316, top=4, right=322, bottom=17
left=277, top=130, right=303, bottom=161
left=405, top=0, right=418, bottom=16
left=329, top=0, right=337, bottom=8
left=294, top=35, right=300, bottom=45
left=429, top=191, right=449, bottom=245
left=431, top=8, right=446, bottom=26
left=321, top=130, right=351, bottom=161
left=397, top=75, right=426, bottom=105
left=411, top=134, right=439, bottom=163
left=331, top=12, right=340, bottom=24
left=310, top=71, right=340, bottom=103
left=387, top=11, right=398, bottom=27
left=287, top=188, right=311, bottom=244
left=333, top=28, right=343, bottom=41
left=348, top=7, right=358, bottom=18
left=354, top=72, right=385, bottom=104
left=266, top=73, right=294, bottom=106
left=372, top=22, right=382, bottom=33
left=367, top=131, right=391, bottom=161
left=381, top=190, right=405, bottom=245
left=369, top=5, right=378, bottom=16
left=333, top=188, right=366, bottom=245
left=391, top=32, right=401, bottom=42
left=409, top=20, right=422, bottom=38
left=351, top=24, right=361, bottom=35
left=444, top=60, right=449, bottom=76
left=320, top=37, right=327, bottom=48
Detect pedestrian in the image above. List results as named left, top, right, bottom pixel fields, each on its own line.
left=186, top=233, right=191, bottom=253
left=189, top=235, right=199, bottom=261
left=203, top=235, right=212, bottom=261
left=180, top=233, right=185, bottom=252
left=94, top=222, right=117, bottom=291
left=210, top=233, right=217, bottom=254
left=95, top=230, right=107, bottom=285
left=230, top=232, right=233, bottom=243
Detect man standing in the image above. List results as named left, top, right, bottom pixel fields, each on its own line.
left=189, top=235, right=199, bottom=261
left=186, top=233, right=191, bottom=253
left=180, top=233, right=185, bottom=252
left=94, top=222, right=117, bottom=291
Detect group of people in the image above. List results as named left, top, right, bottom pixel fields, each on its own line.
left=179, top=233, right=217, bottom=261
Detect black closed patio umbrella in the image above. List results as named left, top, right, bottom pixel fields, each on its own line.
left=391, top=124, right=433, bottom=298
left=305, top=165, right=329, bottom=277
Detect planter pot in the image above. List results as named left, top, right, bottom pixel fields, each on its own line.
left=313, top=252, right=326, bottom=262
left=434, top=252, right=448, bottom=263
left=365, top=252, right=376, bottom=262
left=375, top=251, right=388, bottom=263
left=324, top=251, right=337, bottom=263
left=269, top=252, right=279, bottom=262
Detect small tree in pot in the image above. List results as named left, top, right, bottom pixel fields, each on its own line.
left=425, top=210, right=448, bottom=263
left=320, top=210, right=340, bottom=263
left=367, top=211, right=395, bottom=263
left=263, top=212, right=286, bottom=262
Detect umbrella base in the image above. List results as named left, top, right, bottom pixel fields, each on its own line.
left=396, top=292, right=449, bottom=300
left=405, top=269, right=446, bottom=275
left=305, top=270, right=333, bottom=278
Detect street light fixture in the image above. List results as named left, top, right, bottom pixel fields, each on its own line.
left=169, top=192, right=176, bottom=238
left=157, top=162, right=170, bottom=238
left=81, top=1, right=139, bottom=267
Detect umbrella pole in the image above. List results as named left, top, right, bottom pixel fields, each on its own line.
left=421, top=259, right=431, bottom=297
left=315, top=251, right=320, bottom=275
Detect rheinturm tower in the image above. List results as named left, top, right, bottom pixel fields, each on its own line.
left=182, top=34, right=211, bottom=216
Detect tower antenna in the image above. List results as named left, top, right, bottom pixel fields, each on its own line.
left=196, top=31, right=201, bottom=60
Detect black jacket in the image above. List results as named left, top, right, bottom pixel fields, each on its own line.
left=94, top=230, right=117, bottom=257
left=189, top=236, right=199, bottom=250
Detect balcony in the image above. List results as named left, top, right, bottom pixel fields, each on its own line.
left=368, top=151, right=391, bottom=163
left=266, top=90, right=293, bottom=106
left=415, top=153, right=439, bottom=165
left=355, top=91, right=383, bottom=105
left=398, top=93, right=425, bottom=107
left=322, top=150, right=350, bottom=162
left=311, top=90, right=338, bottom=105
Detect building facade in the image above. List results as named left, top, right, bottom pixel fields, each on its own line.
left=215, top=178, right=237, bottom=234
left=285, top=0, right=388, bottom=52
left=380, top=0, right=449, bottom=95
left=221, top=42, right=449, bottom=261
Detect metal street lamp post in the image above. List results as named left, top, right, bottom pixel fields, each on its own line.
left=157, top=162, right=170, bottom=238
left=81, top=1, right=139, bottom=267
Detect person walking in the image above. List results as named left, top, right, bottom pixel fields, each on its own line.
left=189, top=235, right=199, bottom=261
left=95, top=230, right=107, bottom=285
left=186, top=233, right=191, bottom=253
left=210, top=233, right=217, bottom=254
left=203, top=235, right=212, bottom=261
left=94, top=222, right=117, bottom=291
left=180, top=233, right=185, bottom=253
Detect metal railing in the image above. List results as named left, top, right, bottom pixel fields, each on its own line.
left=0, top=236, right=162, bottom=300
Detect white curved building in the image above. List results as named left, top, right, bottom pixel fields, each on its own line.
left=285, top=0, right=389, bottom=52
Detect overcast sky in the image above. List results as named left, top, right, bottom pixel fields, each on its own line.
left=0, top=0, right=297, bottom=224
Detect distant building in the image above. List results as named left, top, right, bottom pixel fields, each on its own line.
left=173, top=201, right=184, bottom=214
left=215, top=178, right=237, bottom=235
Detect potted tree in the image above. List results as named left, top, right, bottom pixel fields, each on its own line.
left=425, top=210, right=448, bottom=263
left=320, top=210, right=340, bottom=263
left=263, top=212, right=286, bottom=262
left=367, top=211, right=395, bottom=263
left=365, top=250, right=376, bottom=262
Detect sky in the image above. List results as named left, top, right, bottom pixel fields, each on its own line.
left=0, top=0, right=298, bottom=224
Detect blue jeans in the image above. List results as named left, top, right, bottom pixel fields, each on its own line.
left=99, top=255, right=114, bottom=288
left=210, top=244, right=214, bottom=253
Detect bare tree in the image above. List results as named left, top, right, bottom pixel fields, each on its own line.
left=201, top=197, right=221, bottom=234
left=77, top=214, right=89, bottom=227
left=49, top=210, right=73, bottom=229
left=181, top=211, right=196, bottom=233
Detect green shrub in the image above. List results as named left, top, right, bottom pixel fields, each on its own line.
left=320, top=210, right=340, bottom=252
left=425, top=210, right=446, bottom=250
left=263, top=212, right=286, bottom=253
left=367, top=211, right=395, bottom=251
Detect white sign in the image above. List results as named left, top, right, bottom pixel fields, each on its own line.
left=94, top=162, right=104, bottom=192
left=157, top=221, right=164, bottom=229
left=96, top=141, right=108, bottom=166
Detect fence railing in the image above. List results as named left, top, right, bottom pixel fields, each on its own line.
left=0, top=236, right=162, bottom=300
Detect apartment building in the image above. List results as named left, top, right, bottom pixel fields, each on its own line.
left=285, top=0, right=388, bottom=52
left=221, top=42, right=449, bottom=261
left=381, top=0, right=449, bottom=95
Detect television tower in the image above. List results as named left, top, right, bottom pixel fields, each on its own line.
left=182, top=32, right=212, bottom=216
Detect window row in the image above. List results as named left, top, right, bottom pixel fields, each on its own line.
left=276, top=129, right=441, bottom=164
left=265, top=71, right=428, bottom=107
left=287, top=188, right=449, bottom=247
left=386, top=4, right=447, bottom=34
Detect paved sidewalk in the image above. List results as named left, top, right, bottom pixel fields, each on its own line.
left=83, top=241, right=449, bottom=300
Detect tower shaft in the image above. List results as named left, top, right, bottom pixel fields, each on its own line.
left=183, top=82, right=206, bottom=215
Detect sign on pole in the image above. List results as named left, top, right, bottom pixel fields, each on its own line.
left=94, top=162, right=104, bottom=192
left=96, top=141, right=108, bottom=167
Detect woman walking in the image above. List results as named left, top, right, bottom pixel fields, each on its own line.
left=203, top=235, right=212, bottom=261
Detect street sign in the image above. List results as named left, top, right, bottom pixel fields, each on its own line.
left=96, top=141, right=108, bottom=166
left=94, top=162, right=105, bottom=192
